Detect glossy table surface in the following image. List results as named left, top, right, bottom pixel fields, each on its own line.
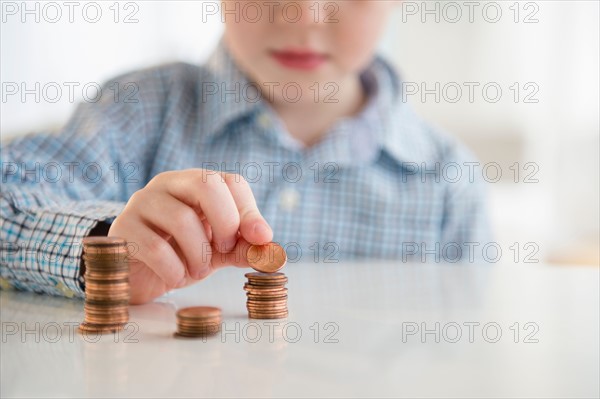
left=1, top=261, right=599, bottom=398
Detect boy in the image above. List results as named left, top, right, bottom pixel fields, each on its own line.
left=1, top=1, right=489, bottom=304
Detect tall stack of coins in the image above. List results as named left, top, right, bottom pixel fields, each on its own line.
left=244, top=272, right=288, bottom=319
left=175, top=306, right=221, bottom=338
left=245, top=243, right=289, bottom=319
left=79, top=237, right=130, bottom=334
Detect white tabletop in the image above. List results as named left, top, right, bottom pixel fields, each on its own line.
left=1, top=261, right=599, bottom=398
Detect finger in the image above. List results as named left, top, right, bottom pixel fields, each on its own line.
left=138, top=193, right=212, bottom=279
left=202, top=219, right=213, bottom=242
left=169, top=237, right=214, bottom=285
left=165, top=170, right=240, bottom=253
left=121, top=219, right=187, bottom=288
left=210, top=237, right=253, bottom=269
left=222, top=173, right=273, bottom=245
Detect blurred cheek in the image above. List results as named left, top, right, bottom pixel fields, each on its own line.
left=335, top=22, right=384, bottom=74
left=224, top=22, right=258, bottom=57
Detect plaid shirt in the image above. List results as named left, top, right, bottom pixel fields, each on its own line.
left=1, top=42, right=490, bottom=299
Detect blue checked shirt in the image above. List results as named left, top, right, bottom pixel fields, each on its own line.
left=1, top=42, right=490, bottom=299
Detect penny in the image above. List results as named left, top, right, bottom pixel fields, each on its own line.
left=177, top=306, right=221, bottom=319
left=246, top=243, right=287, bottom=273
left=175, top=306, right=222, bottom=337
left=244, top=284, right=287, bottom=293
left=245, top=272, right=286, bottom=279
left=80, top=237, right=131, bottom=334
left=247, top=314, right=288, bottom=320
left=78, top=322, right=125, bottom=334
left=243, top=268, right=288, bottom=320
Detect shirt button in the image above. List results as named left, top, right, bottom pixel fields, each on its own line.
left=55, top=281, right=75, bottom=298
left=279, top=188, right=300, bottom=211
left=0, top=277, right=12, bottom=290
left=257, top=113, right=272, bottom=129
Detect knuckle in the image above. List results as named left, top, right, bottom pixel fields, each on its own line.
left=220, top=210, right=241, bottom=233
left=199, top=170, right=224, bottom=191
left=149, top=171, right=170, bottom=186
left=128, top=190, right=144, bottom=204
left=171, top=207, right=195, bottom=230
left=224, top=172, right=247, bottom=187
left=145, top=235, right=169, bottom=259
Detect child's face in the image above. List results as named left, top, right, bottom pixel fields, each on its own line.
left=223, top=1, right=394, bottom=102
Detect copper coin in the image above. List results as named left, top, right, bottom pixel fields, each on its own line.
left=177, top=324, right=221, bottom=334
left=83, top=236, right=126, bottom=246
left=83, top=253, right=129, bottom=262
left=245, top=283, right=287, bottom=289
left=85, top=315, right=129, bottom=324
left=247, top=307, right=289, bottom=313
left=84, top=309, right=129, bottom=317
left=177, top=319, right=221, bottom=328
left=85, top=316, right=129, bottom=325
left=245, top=278, right=287, bottom=285
left=248, top=309, right=289, bottom=315
left=84, top=308, right=129, bottom=316
left=246, top=296, right=288, bottom=303
left=177, top=324, right=220, bottom=332
left=174, top=329, right=219, bottom=338
left=247, top=305, right=288, bottom=312
left=245, top=272, right=286, bottom=280
left=85, top=294, right=130, bottom=302
left=247, top=299, right=287, bottom=306
left=84, top=303, right=129, bottom=312
left=243, top=283, right=287, bottom=290
left=246, top=244, right=287, bottom=273
left=248, top=312, right=288, bottom=320
left=85, top=277, right=129, bottom=285
left=85, top=293, right=130, bottom=301
left=84, top=269, right=128, bottom=277
left=245, top=289, right=288, bottom=297
left=243, top=285, right=287, bottom=293
left=176, top=306, right=221, bottom=320
left=247, top=304, right=287, bottom=310
left=85, top=299, right=129, bottom=307
left=78, top=322, right=125, bottom=334
left=246, top=296, right=288, bottom=302
left=85, top=280, right=129, bottom=288
left=83, top=239, right=128, bottom=254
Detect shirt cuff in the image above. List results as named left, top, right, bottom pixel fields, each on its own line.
left=1, top=193, right=125, bottom=299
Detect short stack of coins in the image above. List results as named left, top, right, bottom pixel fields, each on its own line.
left=175, top=307, right=221, bottom=338
left=244, top=272, right=288, bottom=319
left=79, top=236, right=130, bottom=334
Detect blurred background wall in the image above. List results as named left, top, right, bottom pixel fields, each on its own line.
left=2, top=1, right=598, bottom=265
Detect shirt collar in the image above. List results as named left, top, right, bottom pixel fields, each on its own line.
left=199, top=41, right=436, bottom=167
left=358, top=56, right=437, bottom=167
left=198, top=41, right=263, bottom=142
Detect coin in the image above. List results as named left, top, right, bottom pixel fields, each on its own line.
left=177, top=306, right=221, bottom=319
left=243, top=269, right=288, bottom=319
left=175, top=306, right=222, bottom=337
left=245, top=271, right=286, bottom=279
left=248, top=312, right=288, bottom=320
left=246, top=243, right=287, bottom=273
left=80, top=237, right=131, bottom=334
left=78, top=322, right=125, bottom=334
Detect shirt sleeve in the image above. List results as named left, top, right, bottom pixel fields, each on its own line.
left=1, top=69, right=164, bottom=298
left=439, top=143, right=494, bottom=264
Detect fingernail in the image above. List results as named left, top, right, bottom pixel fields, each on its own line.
left=253, top=223, right=272, bottom=240
left=193, top=266, right=210, bottom=280
left=221, top=237, right=237, bottom=253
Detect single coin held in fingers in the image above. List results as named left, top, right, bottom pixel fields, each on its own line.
left=246, top=242, right=287, bottom=273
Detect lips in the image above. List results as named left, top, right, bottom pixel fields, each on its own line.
left=270, top=49, right=328, bottom=70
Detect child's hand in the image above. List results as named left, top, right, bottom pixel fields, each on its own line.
left=107, top=169, right=273, bottom=304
